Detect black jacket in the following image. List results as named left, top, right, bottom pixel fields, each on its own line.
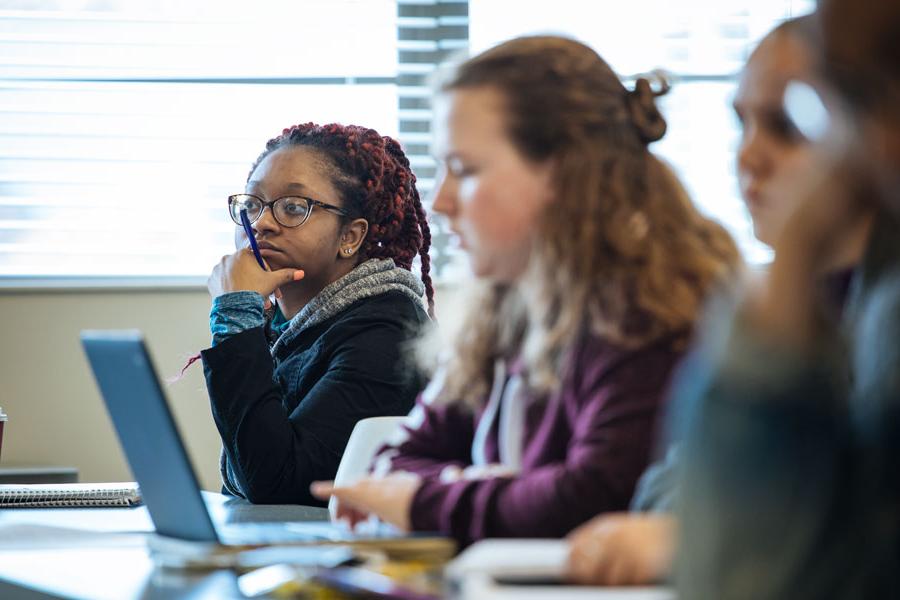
left=201, top=290, right=428, bottom=505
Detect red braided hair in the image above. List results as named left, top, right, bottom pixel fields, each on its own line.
left=250, top=122, right=434, bottom=317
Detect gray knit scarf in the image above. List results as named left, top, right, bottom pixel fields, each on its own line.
left=271, top=258, right=426, bottom=355
left=220, top=258, right=426, bottom=497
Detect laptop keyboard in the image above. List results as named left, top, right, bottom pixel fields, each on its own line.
left=219, top=521, right=348, bottom=545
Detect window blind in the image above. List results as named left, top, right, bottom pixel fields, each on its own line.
left=396, top=0, right=468, bottom=278
left=469, top=0, right=817, bottom=264
left=0, top=1, right=398, bottom=283
left=1, top=0, right=821, bottom=284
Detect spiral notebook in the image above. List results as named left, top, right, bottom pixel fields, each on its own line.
left=0, top=482, right=142, bottom=508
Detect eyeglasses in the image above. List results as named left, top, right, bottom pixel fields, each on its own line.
left=227, top=193, right=349, bottom=228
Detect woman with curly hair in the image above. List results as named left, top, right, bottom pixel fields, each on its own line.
left=202, top=122, right=434, bottom=505
left=312, top=36, right=742, bottom=546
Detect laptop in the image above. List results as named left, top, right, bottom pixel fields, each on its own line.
left=80, top=329, right=360, bottom=547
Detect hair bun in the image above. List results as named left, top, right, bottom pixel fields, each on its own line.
left=626, top=70, right=671, bottom=144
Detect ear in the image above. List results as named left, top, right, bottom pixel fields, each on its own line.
left=338, top=218, right=369, bottom=259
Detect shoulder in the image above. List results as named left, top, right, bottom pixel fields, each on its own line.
left=275, top=291, right=428, bottom=358
left=324, top=290, right=429, bottom=340
left=860, top=268, right=900, bottom=326
left=855, top=268, right=900, bottom=391
left=274, top=293, right=429, bottom=383
left=312, top=291, right=428, bottom=359
left=567, top=328, right=691, bottom=399
left=343, top=289, right=429, bottom=322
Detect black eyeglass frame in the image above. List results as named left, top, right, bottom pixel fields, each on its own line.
left=227, top=193, right=350, bottom=228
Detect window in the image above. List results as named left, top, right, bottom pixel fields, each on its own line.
left=0, top=0, right=398, bottom=283
left=1, top=0, right=816, bottom=284
left=396, top=1, right=468, bottom=278
left=468, top=0, right=816, bottom=264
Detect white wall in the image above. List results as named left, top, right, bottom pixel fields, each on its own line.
left=0, top=287, right=223, bottom=490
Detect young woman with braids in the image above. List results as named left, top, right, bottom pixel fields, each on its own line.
left=311, top=36, right=742, bottom=546
left=201, top=122, right=434, bottom=505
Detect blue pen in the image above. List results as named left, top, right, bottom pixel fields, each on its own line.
left=239, top=208, right=267, bottom=270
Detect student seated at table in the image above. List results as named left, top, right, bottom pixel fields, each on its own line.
left=675, top=0, right=900, bottom=596
left=201, top=122, right=435, bottom=505
left=563, top=13, right=885, bottom=586
left=311, top=35, right=741, bottom=546
left=568, top=2, right=900, bottom=594
left=564, top=14, right=871, bottom=586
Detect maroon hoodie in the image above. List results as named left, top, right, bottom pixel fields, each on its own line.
left=383, top=329, right=689, bottom=547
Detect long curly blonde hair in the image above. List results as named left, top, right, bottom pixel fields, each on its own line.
left=432, top=36, right=743, bottom=407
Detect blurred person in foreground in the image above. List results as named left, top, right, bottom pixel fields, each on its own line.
left=566, top=13, right=879, bottom=586
left=674, top=0, right=900, bottom=598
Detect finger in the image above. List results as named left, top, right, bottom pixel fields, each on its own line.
left=310, top=480, right=335, bottom=500
left=632, top=562, right=658, bottom=586
left=567, top=546, right=603, bottom=585
left=314, top=482, right=369, bottom=515
left=270, top=268, right=305, bottom=286
left=567, top=517, right=611, bottom=551
left=334, top=500, right=352, bottom=521
left=566, top=522, right=591, bottom=543
left=583, top=542, right=614, bottom=586
left=565, top=544, right=589, bottom=583
left=335, top=496, right=372, bottom=528
left=237, top=248, right=270, bottom=272
left=346, top=507, right=371, bottom=529
left=606, top=558, right=633, bottom=587
left=335, top=501, right=361, bottom=524
left=337, top=510, right=368, bottom=531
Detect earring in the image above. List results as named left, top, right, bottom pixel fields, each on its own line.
left=343, top=248, right=353, bottom=255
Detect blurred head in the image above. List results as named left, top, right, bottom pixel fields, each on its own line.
left=817, top=0, right=900, bottom=210
left=431, top=85, right=553, bottom=282
left=432, top=37, right=674, bottom=286
left=736, top=16, right=820, bottom=246
left=431, top=36, right=741, bottom=404
left=243, top=123, right=434, bottom=315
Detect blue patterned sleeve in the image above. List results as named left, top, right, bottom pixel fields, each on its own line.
left=209, top=291, right=266, bottom=346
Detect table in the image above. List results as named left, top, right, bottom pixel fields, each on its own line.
left=0, top=494, right=675, bottom=600
left=0, top=492, right=329, bottom=600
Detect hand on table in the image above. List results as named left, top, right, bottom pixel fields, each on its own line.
left=310, top=472, right=421, bottom=532
left=566, top=513, right=675, bottom=587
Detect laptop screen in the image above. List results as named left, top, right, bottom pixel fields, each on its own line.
left=81, top=330, right=220, bottom=543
